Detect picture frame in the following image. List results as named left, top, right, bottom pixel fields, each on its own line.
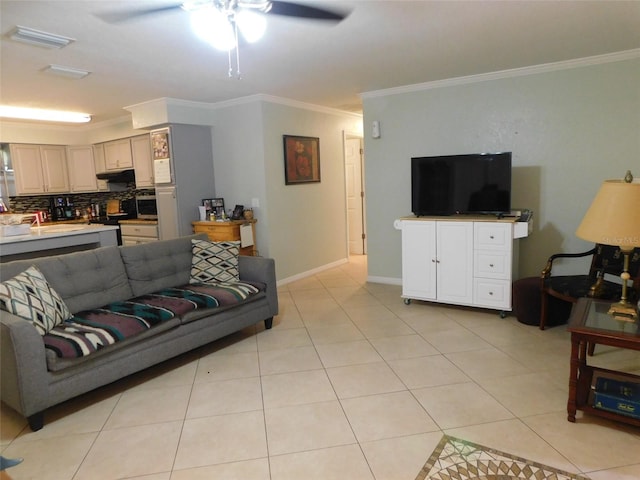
left=203, top=198, right=225, bottom=219
left=283, top=135, right=321, bottom=184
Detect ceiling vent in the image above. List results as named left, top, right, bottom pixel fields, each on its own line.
left=10, top=25, right=75, bottom=49
left=44, top=64, right=90, bottom=79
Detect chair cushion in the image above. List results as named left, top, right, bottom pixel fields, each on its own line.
left=544, top=275, right=623, bottom=300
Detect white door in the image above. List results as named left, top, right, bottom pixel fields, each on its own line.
left=401, top=220, right=437, bottom=301
left=345, top=137, right=365, bottom=254
left=436, top=221, right=474, bottom=305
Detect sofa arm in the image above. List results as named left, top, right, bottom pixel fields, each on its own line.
left=239, top=255, right=279, bottom=317
left=1, top=312, right=50, bottom=419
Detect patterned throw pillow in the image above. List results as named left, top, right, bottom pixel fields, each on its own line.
left=0, top=265, right=71, bottom=335
left=190, top=239, right=240, bottom=284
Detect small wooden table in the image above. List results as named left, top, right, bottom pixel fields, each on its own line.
left=567, top=298, right=640, bottom=426
left=192, top=219, right=257, bottom=256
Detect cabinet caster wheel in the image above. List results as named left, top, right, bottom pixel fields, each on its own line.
left=499, top=311, right=507, bottom=319
left=403, top=298, right=411, bottom=305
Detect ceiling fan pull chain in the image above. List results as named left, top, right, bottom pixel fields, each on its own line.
left=234, top=20, right=241, bottom=79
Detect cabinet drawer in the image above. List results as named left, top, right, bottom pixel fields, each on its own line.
left=473, top=278, right=511, bottom=309
left=193, top=224, right=240, bottom=242
left=474, top=223, right=511, bottom=250
left=122, top=236, right=157, bottom=245
left=120, top=224, right=158, bottom=238
left=474, top=251, right=511, bottom=279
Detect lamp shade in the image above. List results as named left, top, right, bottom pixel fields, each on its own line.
left=576, top=179, right=640, bottom=249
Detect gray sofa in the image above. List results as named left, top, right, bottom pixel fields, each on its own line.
left=0, top=234, right=278, bottom=431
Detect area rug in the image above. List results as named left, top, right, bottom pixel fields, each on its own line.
left=415, top=435, right=591, bottom=480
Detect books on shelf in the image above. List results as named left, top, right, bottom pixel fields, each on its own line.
left=592, top=377, right=640, bottom=419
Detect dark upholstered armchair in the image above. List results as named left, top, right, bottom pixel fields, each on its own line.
left=540, top=245, right=640, bottom=330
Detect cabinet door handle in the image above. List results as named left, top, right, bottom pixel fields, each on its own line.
left=489, top=263, right=494, bottom=268
left=489, top=235, right=495, bottom=239
left=489, top=291, right=494, bottom=296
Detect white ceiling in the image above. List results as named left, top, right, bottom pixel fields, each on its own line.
left=1, top=1, right=639, bottom=125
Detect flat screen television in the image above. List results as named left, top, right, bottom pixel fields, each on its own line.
left=411, top=152, right=512, bottom=216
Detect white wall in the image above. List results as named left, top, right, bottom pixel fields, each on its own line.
left=362, top=55, right=640, bottom=282
left=206, top=97, right=363, bottom=280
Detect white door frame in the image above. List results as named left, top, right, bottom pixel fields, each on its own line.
left=343, top=131, right=366, bottom=255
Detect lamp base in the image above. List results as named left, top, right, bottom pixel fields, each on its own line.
left=608, top=301, right=639, bottom=322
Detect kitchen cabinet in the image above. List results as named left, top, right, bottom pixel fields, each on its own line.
left=11, top=144, right=69, bottom=195
left=192, top=219, right=257, bottom=256
left=104, top=138, right=133, bottom=171
left=66, top=145, right=98, bottom=193
left=92, top=144, right=109, bottom=191
left=131, top=134, right=153, bottom=187
left=120, top=221, right=158, bottom=245
left=398, top=216, right=530, bottom=314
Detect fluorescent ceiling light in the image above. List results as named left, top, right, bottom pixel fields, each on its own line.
left=45, top=64, right=91, bottom=79
left=0, top=106, right=91, bottom=123
left=10, top=25, right=75, bottom=49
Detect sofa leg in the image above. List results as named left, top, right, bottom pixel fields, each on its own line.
left=28, top=412, right=44, bottom=431
left=264, top=318, right=273, bottom=330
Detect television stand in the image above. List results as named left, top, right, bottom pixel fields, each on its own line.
left=395, top=215, right=532, bottom=313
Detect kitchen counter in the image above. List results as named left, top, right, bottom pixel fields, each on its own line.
left=0, top=224, right=119, bottom=263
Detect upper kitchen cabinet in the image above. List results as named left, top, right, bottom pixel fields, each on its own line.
left=11, top=144, right=69, bottom=195
left=66, top=145, right=98, bottom=193
left=104, top=138, right=133, bottom=171
left=93, top=143, right=109, bottom=191
left=131, top=134, right=154, bottom=188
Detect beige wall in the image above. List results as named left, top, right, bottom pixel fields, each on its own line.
left=362, top=55, right=640, bottom=282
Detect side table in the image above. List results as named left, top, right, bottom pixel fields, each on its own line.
left=567, top=298, right=640, bottom=426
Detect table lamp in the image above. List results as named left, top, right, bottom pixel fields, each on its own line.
left=575, top=171, right=640, bottom=321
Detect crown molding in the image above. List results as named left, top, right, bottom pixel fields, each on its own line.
left=361, top=49, right=640, bottom=99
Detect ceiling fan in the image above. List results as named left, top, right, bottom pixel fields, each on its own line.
left=98, top=1, right=349, bottom=78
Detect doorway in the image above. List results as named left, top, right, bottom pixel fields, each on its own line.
left=344, top=134, right=366, bottom=255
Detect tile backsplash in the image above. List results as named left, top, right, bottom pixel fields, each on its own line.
left=8, top=184, right=154, bottom=219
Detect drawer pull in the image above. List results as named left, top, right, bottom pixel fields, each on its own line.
left=489, top=235, right=494, bottom=239
left=489, top=264, right=494, bottom=268
left=489, top=291, right=494, bottom=296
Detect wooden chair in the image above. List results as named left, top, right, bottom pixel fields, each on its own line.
left=540, top=244, right=640, bottom=330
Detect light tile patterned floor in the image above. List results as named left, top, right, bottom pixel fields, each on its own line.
left=2, top=255, right=640, bottom=479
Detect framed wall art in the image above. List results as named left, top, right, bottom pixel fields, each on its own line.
left=283, top=135, right=321, bottom=184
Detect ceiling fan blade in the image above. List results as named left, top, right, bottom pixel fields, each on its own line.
left=96, top=4, right=184, bottom=24
left=267, top=1, right=349, bottom=21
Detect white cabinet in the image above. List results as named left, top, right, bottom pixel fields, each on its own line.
left=92, top=144, right=110, bottom=191
left=66, top=145, right=98, bottom=193
left=104, top=139, right=133, bottom=171
left=156, top=186, right=180, bottom=240
left=120, top=222, right=158, bottom=245
left=399, top=217, right=526, bottom=313
left=11, top=144, right=69, bottom=195
left=131, top=135, right=153, bottom=187
left=401, top=220, right=473, bottom=305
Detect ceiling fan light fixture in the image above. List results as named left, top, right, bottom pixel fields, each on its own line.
left=236, top=9, right=266, bottom=43
left=190, top=6, right=236, bottom=51
left=0, top=106, right=91, bottom=123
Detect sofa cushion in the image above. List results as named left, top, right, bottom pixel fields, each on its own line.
left=0, top=246, right=133, bottom=314
left=178, top=281, right=262, bottom=323
left=190, top=239, right=240, bottom=284
left=120, top=234, right=206, bottom=297
left=0, top=265, right=71, bottom=335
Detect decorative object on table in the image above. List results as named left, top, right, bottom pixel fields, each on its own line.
left=243, top=208, right=254, bottom=220
left=231, top=204, right=244, bottom=220
left=576, top=170, right=640, bottom=321
left=202, top=198, right=225, bottom=220
left=416, top=435, right=590, bottom=480
left=283, top=135, right=320, bottom=184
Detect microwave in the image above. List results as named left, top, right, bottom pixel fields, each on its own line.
left=136, top=195, right=158, bottom=220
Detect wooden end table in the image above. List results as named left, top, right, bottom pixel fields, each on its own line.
left=567, top=298, right=640, bottom=426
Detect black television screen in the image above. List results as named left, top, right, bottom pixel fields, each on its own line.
left=411, top=152, right=512, bottom=216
